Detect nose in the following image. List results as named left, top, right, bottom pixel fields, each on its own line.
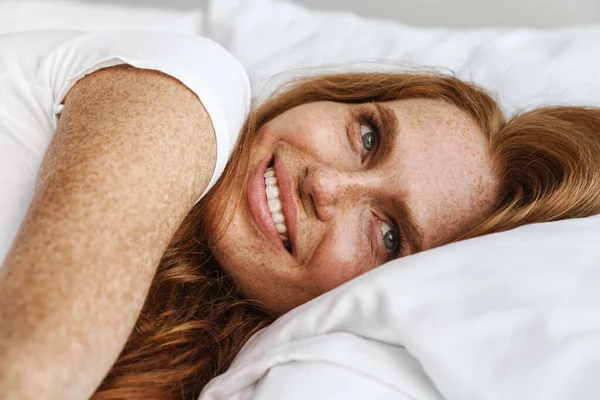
left=301, top=165, right=370, bottom=221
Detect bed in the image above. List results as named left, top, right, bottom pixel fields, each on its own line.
left=2, top=1, right=600, bottom=399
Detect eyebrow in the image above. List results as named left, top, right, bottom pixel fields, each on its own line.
left=372, top=102, right=424, bottom=255
left=372, top=102, right=398, bottom=165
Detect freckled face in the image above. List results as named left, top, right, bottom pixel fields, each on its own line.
left=211, top=98, right=499, bottom=314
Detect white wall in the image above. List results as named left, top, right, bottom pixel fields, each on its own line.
left=18, top=0, right=600, bottom=28
left=292, top=0, right=600, bottom=28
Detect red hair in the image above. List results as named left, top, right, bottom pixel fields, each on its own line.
left=92, top=72, right=600, bottom=399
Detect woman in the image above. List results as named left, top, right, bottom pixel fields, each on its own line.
left=1, top=31, right=600, bottom=399
left=96, top=75, right=600, bottom=398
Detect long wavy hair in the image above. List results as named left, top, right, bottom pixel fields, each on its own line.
left=92, top=71, right=600, bottom=399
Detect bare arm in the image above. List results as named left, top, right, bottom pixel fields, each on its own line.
left=0, top=65, right=216, bottom=399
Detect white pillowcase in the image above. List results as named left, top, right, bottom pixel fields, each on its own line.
left=201, top=214, right=600, bottom=400
left=207, top=0, right=600, bottom=115
left=0, top=1, right=202, bottom=35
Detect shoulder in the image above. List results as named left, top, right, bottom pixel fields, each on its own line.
left=39, top=31, right=251, bottom=201
left=64, top=63, right=209, bottom=123
left=58, top=64, right=217, bottom=207
left=39, top=31, right=251, bottom=128
left=65, top=64, right=217, bottom=246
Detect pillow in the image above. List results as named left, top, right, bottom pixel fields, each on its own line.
left=207, top=0, right=600, bottom=114
left=201, top=214, right=600, bottom=399
left=0, top=1, right=202, bottom=35
left=202, top=2, right=600, bottom=398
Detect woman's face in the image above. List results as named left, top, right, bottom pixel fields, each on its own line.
left=212, top=98, right=499, bottom=314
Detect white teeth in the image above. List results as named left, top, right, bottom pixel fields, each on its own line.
left=264, top=165, right=290, bottom=247
left=271, top=212, right=285, bottom=224
left=265, top=185, right=279, bottom=200
left=267, top=198, right=282, bottom=213
left=275, top=223, right=288, bottom=233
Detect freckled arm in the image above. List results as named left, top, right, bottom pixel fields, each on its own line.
left=0, top=65, right=216, bottom=399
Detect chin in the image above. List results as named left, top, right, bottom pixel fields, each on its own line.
left=210, top=233, right=297, bottom=315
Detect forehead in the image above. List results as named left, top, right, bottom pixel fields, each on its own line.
left=383, top=98, right=487, bottom=161
left=381, top=98, right=498, bottom=249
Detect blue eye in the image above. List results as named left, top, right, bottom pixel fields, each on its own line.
left=360, top=124, right=378, bottom=156
left=379, top=220, right=399, bottom=253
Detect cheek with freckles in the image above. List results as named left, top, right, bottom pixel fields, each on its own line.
left=306, top=228, right=372, bottom=293
left=259, top=104, right=348, bottom=164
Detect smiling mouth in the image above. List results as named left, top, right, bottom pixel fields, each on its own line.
left=264, top=160, right=292, bottom=253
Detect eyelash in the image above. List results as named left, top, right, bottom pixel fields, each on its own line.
left=354, top=108, right=403, bottom=259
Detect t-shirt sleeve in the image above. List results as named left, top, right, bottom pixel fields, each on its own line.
left=35, top=31, right=251, bottom=203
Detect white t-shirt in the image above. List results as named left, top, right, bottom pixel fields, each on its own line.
left=0, top=30, right=251, bottom=264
